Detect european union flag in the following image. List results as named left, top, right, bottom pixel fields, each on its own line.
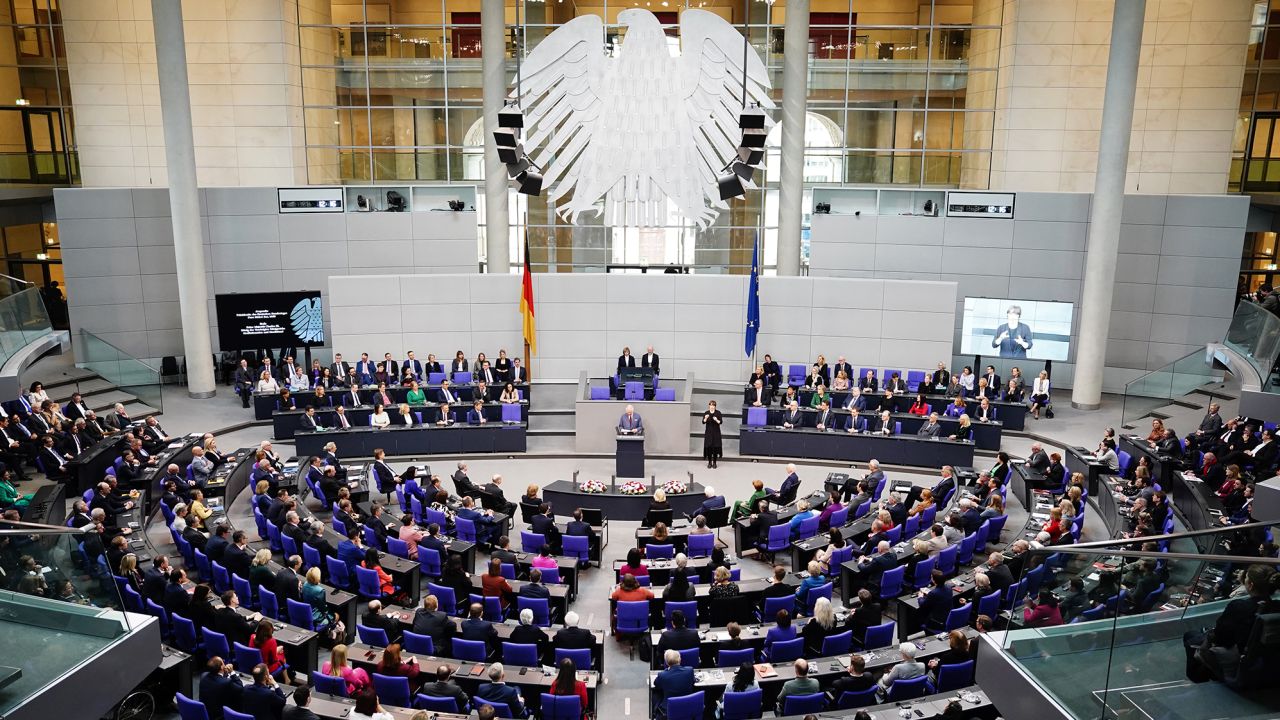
left=745, top=232, right=760, bottom=357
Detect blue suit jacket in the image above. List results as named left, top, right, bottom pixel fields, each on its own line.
left=241, top=684, right=286, bottom=720
left=652, top=665, right=695, bottom=711
left=337, top=540, right=364, bottom=574
left=467, top=409, right=487, bottom=425
left=476, top=682, right=524, bottom=713
left=694, top=495, right=726, bottom=516
left=618, top=413, right=643, bottom=431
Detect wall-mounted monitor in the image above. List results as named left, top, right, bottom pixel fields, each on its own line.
left=960, top=297, right=1073, bottom=362
left=215, top=291, right=324, bottom=350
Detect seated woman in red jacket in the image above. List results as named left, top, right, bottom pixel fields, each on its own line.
left=908, top=393, right=931, bottom=416
left=362, top=548, right=402, bottom=604
left=249, top=618, right=293, bottom=682
left=547, top=657, right=588, bottom=718
left=1041, top=507, right=1066, bottom=543
left=1022, top=589, right=1064, bottom=628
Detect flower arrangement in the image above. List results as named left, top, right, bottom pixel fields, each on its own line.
left=579, top=479, right=607, bottom=494
left=661, top=479, right=688, bottom=495
left=619, top=480, right=648, bottom=495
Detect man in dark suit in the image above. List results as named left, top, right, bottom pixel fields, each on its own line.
left=689, top=487, right=725, bottom=519
left=361, top=599, right=403, bottom=644
left=882, top=493, right=907, bottom=528
left=403, top=351, right=423, bottom=381
left=510, top=358, right=528, bottom=383
left=641, top=345, right=660, bottom=375
left=412, top=594, right=454, bottom=651
left=453, top=461, right=480, bottom=497
left=233, top=360, right=257, bottom=408
left=780, top=402, right=803, bottom=429
left=142, top=555, right=170, bottom=603
left=274, top=555, right=303, bottom=603
left=282, top=685, right=320, bottom=720
left=1187, top=402, right=1224, bottom=452
left=37, top=435, right=68, bottom=479
left=982, top=552, right=1015, bottom=592
left=299, top=407, right=320, bottom=433
left=652, top=649, right=696, bottom=716
left=224, top=531, right=253, bottom=579
left=761, top=354, right=782, bottom=389
left=565, top=508, right=595, bottom=542
left=553, top=611, right=595, bottom=649
left=518, top=568, right=552, bottom=600
left=63, top=392, right=90, bottom=422
left=483, top=474, right=517, bottom=517
left=982, top=366, right=1001, bottom=395
left=814, top=401, right=835, bottom=431
left=206, top=523, right=231, bottom=563
left=460, top=602, right=499, bottom=650
left=478, top=362, right=497, bottom=387
left=832, top=356, right=853, bottom=384
left=1024, top=443, right=1050, bottom=473
left=213, top=590, right=260, bottom=646
left=873, top=410, right=894, bottom=435
left=199, top=657, right=244, bottom=720
left=330, top=354, right=351, bottom=382
left=242, top=664, right=286, bottom=720
left=476, top=664, right=525, bottom=716
left=305, top=522, right=337, bottom=559
left=765, top=464, right=801, bottom=506
left=856, top=541, right=897, bottom=594
left=420, top=523, right=449, bottom=558
left=1156, top=429, right=1184, bottom=458
left=530, top=503, right=562, bottom=552
left=747, top=379, right=770, bottom=407
left=655, top=609, right=700, bottom=657
left=959, top=498, right=983, bottom=535
left=382, top=353, right=400, bottom=380
left=420, top=665, right=470, bottom=712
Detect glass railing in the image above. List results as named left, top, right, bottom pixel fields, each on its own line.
left=76, top=329, right=163, bottom=413
left=1121, top=350, right=1227, bottom=428
left=0, top=150, right=79, bottom=184
left=990, top=522, right=1280, bottom=720
left=1224, top=300, right=1280, bottom=390
left=0, top=280, right=53, bottom=373
left=0, top=518, right=140, bottom=717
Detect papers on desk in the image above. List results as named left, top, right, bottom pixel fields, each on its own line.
left=754, top=663, right=777, bottom=678
left=694, top=669, right=725, bottom=683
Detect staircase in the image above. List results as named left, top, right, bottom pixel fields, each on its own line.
left=26, top=351, right=160, bottom=421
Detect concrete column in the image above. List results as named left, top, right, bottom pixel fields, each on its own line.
left=775, top=0, right=809, bottom=277
left=151, top=0, right=215, bottom=398
left=482, top=0, right=511, bottom=273
left=1071, top=0, right=1146, bottom=410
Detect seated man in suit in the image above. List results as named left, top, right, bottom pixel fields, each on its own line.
left=361, top=599, right=403, bottom=644
left=530, top=502, right=563, bottom=553
left=917, top=412, right=943, bottom=438
left=617, top=405, right=643, bottom=434
left=854, top=541, right=897, bottom=594
left=652, top=649, right=696, bottom=718
left=483, top=474, right=517, bottom=517
left=761, top=354, right=782, bottom=389
left=780, top=401, right=803, bottom=429
left=764, top=464, right=801, bottom=507
left=747, top=379, right=770, bottom=407
left=565, top=508, right=596, bottom=542
left=466, top=400, right=488, bottom=425
left=813, top=400, right=836, bottom=431
left=518, top=568, right=552, bottom=600
left=873, top=410, right=894, bottom=435
left=456, top=496, right=501, bottom=546
left=475, top=663, right=525, bottom=717
left=688, top=486, right=725, bottom=520
left=845, top=408, right=867, bottom=434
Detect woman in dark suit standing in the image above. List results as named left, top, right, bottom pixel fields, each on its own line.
left=617, top=346, right=636, bottom=373
left=702, top=400, right=723, bottom=468
left=991, top=305, right=1033, bottom=358
left=493, top=349, right=513, bottom=383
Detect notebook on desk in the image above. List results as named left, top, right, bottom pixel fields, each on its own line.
left=754, top=663, right=777, bottom=678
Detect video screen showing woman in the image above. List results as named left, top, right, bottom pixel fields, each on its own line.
left=991, top=305, right=1033, bottom=359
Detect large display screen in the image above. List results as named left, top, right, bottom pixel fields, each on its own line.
left=960, top=297, right=1073, bottom=362
left=215, top=291, right=324, bottom=350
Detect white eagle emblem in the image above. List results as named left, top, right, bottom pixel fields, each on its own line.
left=514, top=9, right=774, bottom=228
left=290, top=297, right=325, bottom=344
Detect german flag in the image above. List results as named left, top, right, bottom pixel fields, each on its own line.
left=520, top=239, right=536, bottom=355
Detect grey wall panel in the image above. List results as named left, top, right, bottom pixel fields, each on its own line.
left=53, top=187, right=133, bottom=218
left=1110, top=282, right=1156, bottom=314
left=208, top=214, right=280, bottom=245
left=279, top=213, right=347, bottom=244
left=539, top=303, right=606, bottom=331
left=942, top=246, right=1011, bottom=276
left=1148, top=341, right=1200, bottom=367
left=875, top=244, right=942, bottom=274
left=131, top=188, right=172, bottom=217
left=141, top=274, right=179, bottom=303
left=212, top=269, right=282, bottom=294
left=1115, top=253, right=1159, bottom=284
left=284, top=241, right=350, bottom=270
left=1006, top=277, right=1081, bottom=303
left=58, top=218, right=138, bottom=248
left=876, top=215, right=944, bottom=245
left=761, top=277, right=815, bottom=307
left=1153, top=285, right=1239, bottom=318
left=468, top=303, right=522, bottom=331
left=1161, top=226, right=1247, bottom=258
left=1121, top=194, right=1167, bottom=225
left=1012, top=221, right=1087, bottom=251
left=1156, top=255, right=1238, bottom=287
left=942, top=217, right=1015, bottom=248
left=62, top=247, right=141, bottom=278
left=211, top=243, right=280, bottom=272
left=1118, top=224, right=1164, bottom=254
left=1015, top=191, right=1090, bottom=222
left=205, top=187, right=278, bottom=216
left=75, top=276, right=144, bottom=306
left=679, top=304, right=747, bottom=333
left=143, top=301, right=182, bottom=330
left=1105, top=339, right=1151, bottom=367
left=147, top=328, right=184, bottom=357
left=348, top=239, right=413, bottom=269
left=1108, top=310, right=1153, bottom=341
left=1011, top=249, right=1084, bottom=279
left=535, top=274, right=605, bottom=303
left=811, top=241, right=865, bottom=275
left=1150, top=314, right=1233, bottom=345
left=809, top=214, right=876, bottom=243
left=675, top=276, right=746, bottom=305
left=135, top=217, right=176, bottom=246
left=347, top=211, right=413, bottom=241
left=137, top=245, right=177, bottom=275
left=949, top=274, right=1011, bottom=302
left=1163, top=195, right=1248, bottom=228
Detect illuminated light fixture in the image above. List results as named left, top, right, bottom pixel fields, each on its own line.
left=35, top=252, right=47, bottom=260
left=14, top=98, right=27, bottom=106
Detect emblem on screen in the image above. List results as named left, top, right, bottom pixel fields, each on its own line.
left=290, top=297, right=325, bottom=344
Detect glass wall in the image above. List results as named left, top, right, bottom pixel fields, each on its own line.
left=1234, top=1, right=1280, bottom=191
left=300, top=0, right=999, bottom=270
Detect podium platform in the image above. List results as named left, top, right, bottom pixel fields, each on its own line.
left=616, top=434, right=645, bottom=477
